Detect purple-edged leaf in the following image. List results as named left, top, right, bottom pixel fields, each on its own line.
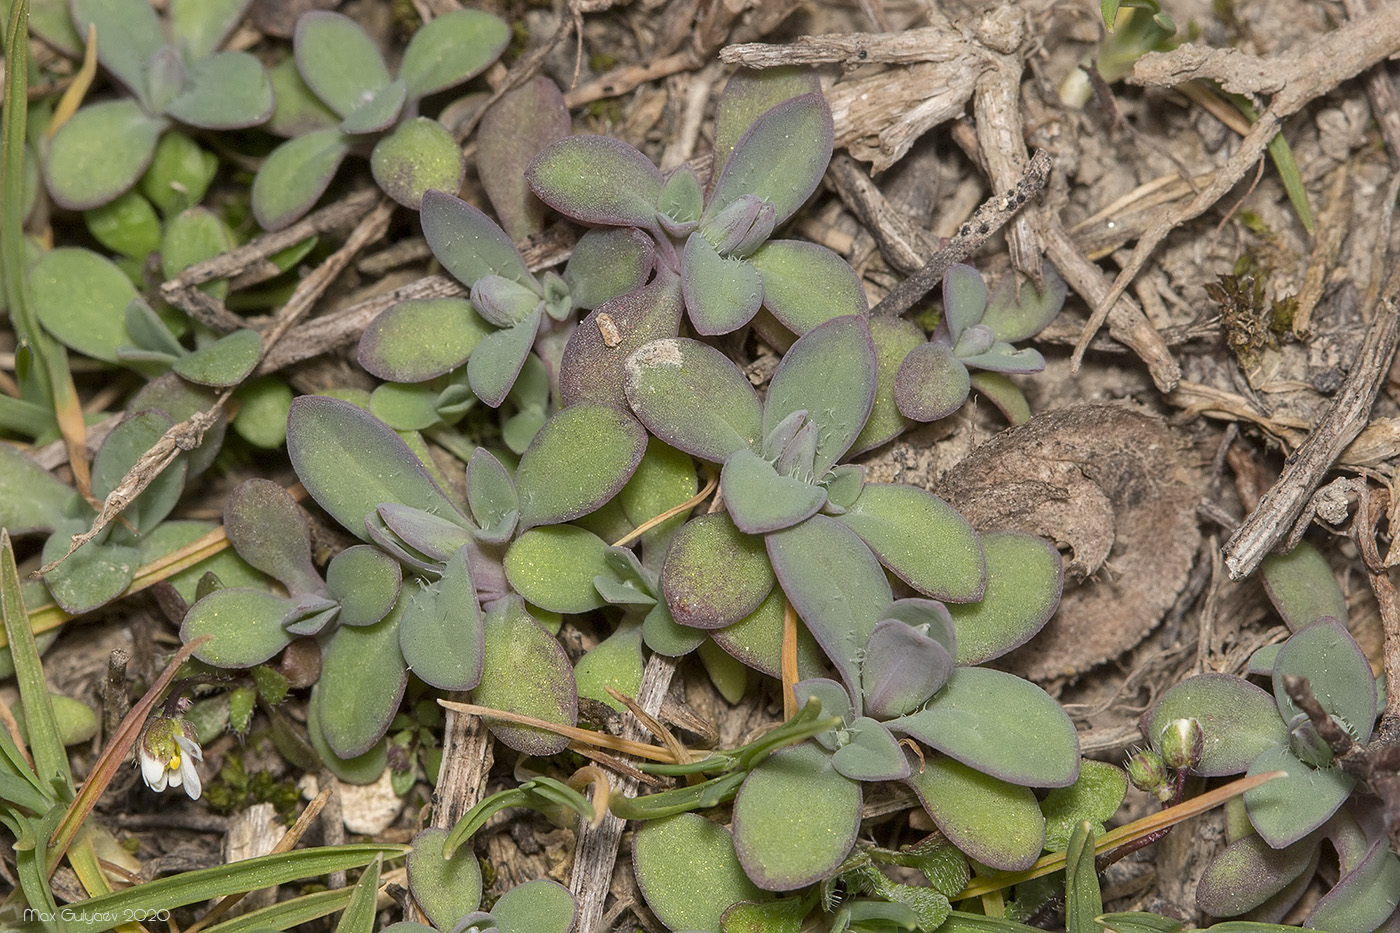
left=340, top=79, right=406, bottom=135
left=1305, top=839, right=1400, bottom=933
left=399, top=8, right=509, bottom=99
left=895, top=341, right=970, bottom=422
left=223, top=478, right=322, bottom=595
left=44, top=100, right=165, bottom=210
left=880, top=598, right=957, bottom=653
left=181, top=588, right=297, bottom=667
left=1261, top=540, right=1348, bottom=632
left=836, top=484, right=985, bottom=603
left=359, top=298, right=488, bottom=382
left=147, top=45, right=187, bottom=114
left=526, top=135, right=664, bottom=228
left=1274, top=618, right=1377, bottom=744
left=721, top=448, right=827, bottom=534
left=173, top=329, right=262, bottom=387
left=325, top=545, right=400, bottom=626
left=407, top=828, right=483, bottom=933
left=294, top=12, right=390, bottom=118
left=831, top=718, right=910, bottom=781
left=661, top=513, right=774, bottom=629
left=562, top=274, right=684, bottom=408
left=420, top=189, right=532, bottom=287
left=634, top=815, right=764, bottom=932
left=942, top=264, right=988, bottom=343
left=471, top=275, right=541, bottom=328
left=969, top=372, right=1031, bottom=425
left=70, top=0, right=165, bottom=104
left=907, top=755, right=1045, bottom=871
left=166, top=52, right=274, bottom=128
left=399, top=551, right=483, bottom=691
left=643, top=599, right=707, bottom=657
left=370, top=117, right=465, bottom=210
left=763, top=315, right=876, bottom=476
left=169, top=0, right=251, bottom=64
left=376, top=504, right=473, bottom=562
left=466, top=448, right=518, bottom=543
left=31, top=247, right=137, bottom=363
left=1145, top=673, right=1288, bottom=776
left=862, top=618, right=954, bottom=720
left=959, top=342, right=1045, bottom=374
left=472, top=596, right=577, bottom=756
left=886, top=668, right=1080, bottom=787
left=616, top=439, right=698, bottom=551
left=767, top=515, right=891, bottom=698
left=317, top=605, right=408, bottom=757
left=1244, top=743, right=1354, bottom=848
left=704, top=194, right=776, bottom=257
left=266, top=58, right=340, bottom=137
left=504, top=526, right=610, bottom=614
left=708, top=94, right=833, bottom=226
left=982, top=261, right=1067, bottom=342
left=40, top=522, right=138, bottom=614
left=478, top=77, right=570, bottom=239
left=771, top=420, right=817, bottom=481
left=711, top=588, right=827, bottom=680
left=250, top=129, right=350, bottom=230
left=657, top=165, right=703, bottom=234
left=948, top=530, right=1061, bottom=663
left=575, top=621, right=644, bottom=711
left=1196, top=833, right=1317, bottom=917
left=563, top=227, right=654, bottom=311
left=795, top=678, right=854, bottom=732
left=850, top=316, right=923, bottom=455
left=624, top=337, right=762, bottom=462
left=92, top=409, right=186, bottom=534
left=682, top=233, right=764, bottom=335
left=733, top=743, right=861, bottom=891
left=467, top=309, right=540, bottom=408
left=749, top=240, right=868, bottom=335
left=286, top=395, right=464, bottom=540
left=515, top=402, right=647, bottom=528
left=713, top=67, right=823, bottom=180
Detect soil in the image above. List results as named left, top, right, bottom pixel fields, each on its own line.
left=10, top=0, right=1400, bottom=930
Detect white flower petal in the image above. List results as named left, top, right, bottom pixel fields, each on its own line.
left=139, top=753, right=167, bottom=791
left=181, top=758, right=203, bottom=799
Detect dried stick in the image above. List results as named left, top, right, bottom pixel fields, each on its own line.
left=1344, top=0, right=1400, bottom=167
left=431, top=697, right=494, bottom=831
left=1075, top=3, right=1400, bottom=365
left=1221, top=296, right=1400, bottom=580
left=569, top=654, right=676, bottom=933
left=869, top=149, right=1052, bottom=318
left=827, top=154, right=940, bottom=275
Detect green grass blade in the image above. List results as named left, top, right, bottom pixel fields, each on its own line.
left=1065, top=821, right=1103, bottom=933
left=333, top=854, right=382, bottom=933
left=59, top=844, right=408, bottom=933
left=0, top=530, right=73, bottom=794
left=1228, top=93, right=1314, bottom=235
left=201, top=886, right=357, bottom=933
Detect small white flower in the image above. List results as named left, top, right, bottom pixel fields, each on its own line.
left=137, top=715, right=204, bottom=799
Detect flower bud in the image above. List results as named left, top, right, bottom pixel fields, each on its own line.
left=1126, top=748, right=1173, bottom=803
left=1159, top=717, right=1204, bottom=772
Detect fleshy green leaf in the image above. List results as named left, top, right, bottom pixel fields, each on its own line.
left=180, top=588, right=296, bottom=667
left=223, top=477, right=322, bottom=595
left=317, top=604, right=408, bottom=757
left=562, top=274, right=685, bottom=408
left=527, top=135, right=664, bottom=228
left=490, top=879, right=578, bottom=933
left=713, top=67, right=823, bottom=181
left=359, top=298, right=489, bottom=382
left=624, top=337, right=763, bottom=463
left=399, top=552, right=483, bottom=691
left=1146, top=674, right=1288, bottom=776
left=682, top=232, right=763, bottom=335
left=85, top=190, right=161, bottom=260
left=325, top=545, right=400, bottom=626
left=895, top=341, right=970, bottom=422
left=1040, top=760, right=1128, bottom=852
left=478, top=77, right=570, bottom=239
left=981, top=261, right=1067, bottom=342
left=750, top=240, right=867, bottom=335
left=266, top=56, right=340, bottom=137
left=504, top=525, right=610, bottom=614
left=0, top=442, right=73, bottom=535
left=515, top=402, right=647, bottom=528
left=165, top=51, right=274, bottom=128
left=721, top=448, right=827, bottom=535
left=969, top=372, right=1032, bottom=425
left=850, top=316, right=922, bottom=454
left=661, top=513, right=774, bottom=629
left=472, top=596, right=577, bottom=756
left=129, top=373, right=227, bottom=475
left=31, top=246, right=136, bottom=362
left=466, top=447, right=519, bottom=543
left=907, top=755, right=1045, bottom=871
left=634, top=814, right=765, bottom=931
left=574, top=621, right=644, bottom=712
left=44, top=100, right=165, bottom=207
left=563, top=227, right=655, bottom=312
left=173, top=329, right=261, bottom=386
left=1273, top=618, right=1377, bottom=745
left=861, top=617, right=954, bottom=720
left=92, top=408, right=185, bottom=533
left=168, top=0, right=250, bottom=63
left=947, top=530, right=1061, bottom=662
left=710, top=587, right=827, bottom=680
left=1304, top=839, right=1400, bottom=933
left=766, top=515, right=891, bottom=697
left=40, top=522, right=138, bottom=614
left=160, top=205, right=234, bottom=298
left=887, top=668, right=1080, bottom=787
left=1260, top=539, right=1348, bottom=632
left=831, top=717, right=909, bottom=781
left=1244, top=744, right=1354, bottom=848
left=286, top=395, right=465, bottom=540
left=707, top=93, right=832, bottom=226
left=1195, top=832, right=1316, bottom=917
left=400, top=8, right=508, bottom=98
left=836, top=484, right=986, bottom=604
left=942, top=264, right=987, bottom=341
left=466, top=310, right=540, bottom=408
left=139, top=130, right=218, bottom=215
left=294, top=12, right=391, bottom=118
left=70, top=0, right=165, bottom=103
left=420, top=189, right=533, bottom=288
left=407, top=827, right=483, bottom=933
left=251, top=129, right=350, bottom=230
left=762, top=315, right=876, bottom=477
left=732, top=742, right=861, bottom=891
left=371, top=117, right=465, bottom=210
